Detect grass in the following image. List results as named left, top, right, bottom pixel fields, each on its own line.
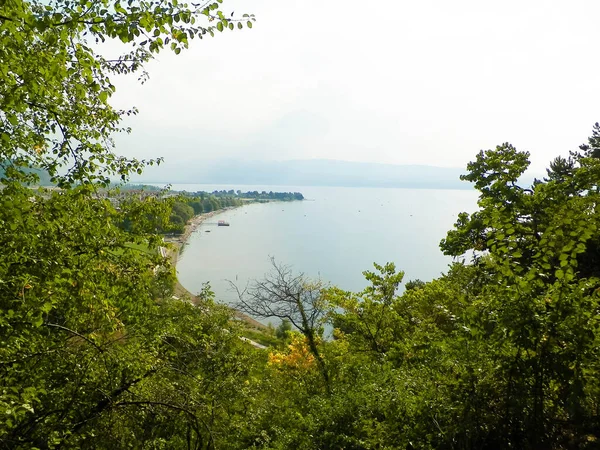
left=108, top=241, right=157, bottom=256
left=125, top=241, right=156, bottom=255
left=240, top=328, right=282, bottom=348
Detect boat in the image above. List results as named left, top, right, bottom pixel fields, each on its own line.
left=218, top=220, right=230, bottom=227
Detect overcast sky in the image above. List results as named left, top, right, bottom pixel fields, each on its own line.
left=111, top=0, right=600, bottom=174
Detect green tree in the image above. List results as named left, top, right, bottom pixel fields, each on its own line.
left=404, top=278, right=425, bottom=291
left=0, top=0, right=259, bottom=447
left=0, top=0, right=254, bottom=186
left=439, top=131, right=600, bottom=447
left=275, top=319, right=292, bottom=340
left=325, top=262, right=405, bottom=355
left=172, top=201, right=194, bottom=220
left=202, top=197, right=213, bottom=212
left=233, top=258, right=331, bottom=394
left=188, top=199, right=203, bottom=215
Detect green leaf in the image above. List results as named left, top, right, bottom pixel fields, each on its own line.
left=247, top=21, right=253, bottom=28
left=32, top=315, right=43, bottom=327
left=217, top=22, right=223, bottom=32
left=565, top=271, right=575, bottom=282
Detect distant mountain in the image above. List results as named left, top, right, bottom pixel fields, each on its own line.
left=136, top=159, right=471, bottom=190
left=0, top=163, right=53, bottom=186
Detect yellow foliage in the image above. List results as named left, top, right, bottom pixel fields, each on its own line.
left=268, top=334, right=315, bottom=371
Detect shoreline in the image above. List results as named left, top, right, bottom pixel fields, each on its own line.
left=166, top=207, right=233, bottom=248
left=166, top=205, right=268, bottom=331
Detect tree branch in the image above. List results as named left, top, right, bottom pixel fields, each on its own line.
left=44, top=323, right=104, bottom=353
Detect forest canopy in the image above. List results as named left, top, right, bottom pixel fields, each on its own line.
left=2, top=1, right=600, bottom=449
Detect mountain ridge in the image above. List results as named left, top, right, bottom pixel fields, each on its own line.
left=134, top=158, right=472, bottom=190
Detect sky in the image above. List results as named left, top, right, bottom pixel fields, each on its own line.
left=110, top=0, right=600, bottom=175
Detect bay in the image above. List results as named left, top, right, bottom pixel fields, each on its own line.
left=161, top=184, right=479, bottom=305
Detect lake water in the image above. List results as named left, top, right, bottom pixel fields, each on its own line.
left=161, top=184, right=479, bottom=305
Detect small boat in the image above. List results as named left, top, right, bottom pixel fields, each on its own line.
left=205, top=230, right=211, bottom=233
left=218, top=220, right=230, bottom=227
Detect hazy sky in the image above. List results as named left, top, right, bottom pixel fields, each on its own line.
left=111, top=0, right=600, bottom=173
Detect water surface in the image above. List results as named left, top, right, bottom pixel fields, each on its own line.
left=168, top=184, right=478, bottom=305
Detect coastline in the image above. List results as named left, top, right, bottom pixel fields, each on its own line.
left=166, top=205, right=268, bottom=331
left=166, top=207, right=231, bottom=248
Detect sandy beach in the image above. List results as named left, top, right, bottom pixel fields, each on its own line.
left=165, top=206, right=268, bottom=331
left=169, top=208, right=230, bottom=246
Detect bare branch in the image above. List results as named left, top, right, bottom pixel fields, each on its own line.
left=230, top=257, right=332, bottom=394
left=45, top=323, right=104, bottom=353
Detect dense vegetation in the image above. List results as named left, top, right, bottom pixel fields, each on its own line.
left=166, top=194, right=242, bottom=234
left=0, top=164, right=51, bottom=186
left=2, top=1, right=600, bottom=449
left=124, top=185, right=305, bottom=202
left=200, top=190, right=305, bottom=201
left=157, top=189, right=304, bottom=234
left=120, top=188, right=303, bottom=234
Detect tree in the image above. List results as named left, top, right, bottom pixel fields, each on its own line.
left=0, top=1, right=259, bottom=447
left=0, top=0, right=255, bottom=187
left=404, top=278, right=425, bottom=291
left=0, top=185, right=176, bottom=446
left=202, top=197, right=213, bottom=212
left=325, top=262, right=405, bottom=355
left=232, top=258, right=331, bottom=393
left=189, top=200, right=203, bottom=215
left=275, top=319, right=292, bottom=340
left=578, top=121, right=600, bottom=159
left=172, top=201, right=194, bottom=220
left=439, top=130, right=600, bottom=446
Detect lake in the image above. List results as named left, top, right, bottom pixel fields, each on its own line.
left=160, top=184, right=479, bottom=305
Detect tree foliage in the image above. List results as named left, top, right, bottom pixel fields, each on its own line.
left=0, top=0, right=255, bottom=186
left=5, top=0, right=600, bottom=448
left=1, top=1, right=261, bottom=448
left=233, top=258, right=332, bottom=394
left=233, top=128, right=600, bottom=449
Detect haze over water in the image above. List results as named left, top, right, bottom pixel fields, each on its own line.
left=171, top=185, right=479, bottom=305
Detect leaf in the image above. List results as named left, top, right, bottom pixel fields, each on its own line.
left=32, top=315, right=43, bottom=327
left=565, top=271, right=575, bottom=282
left=247, top=21, right=253, bottom=28
left=217, top=22, right=223, bottom=32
